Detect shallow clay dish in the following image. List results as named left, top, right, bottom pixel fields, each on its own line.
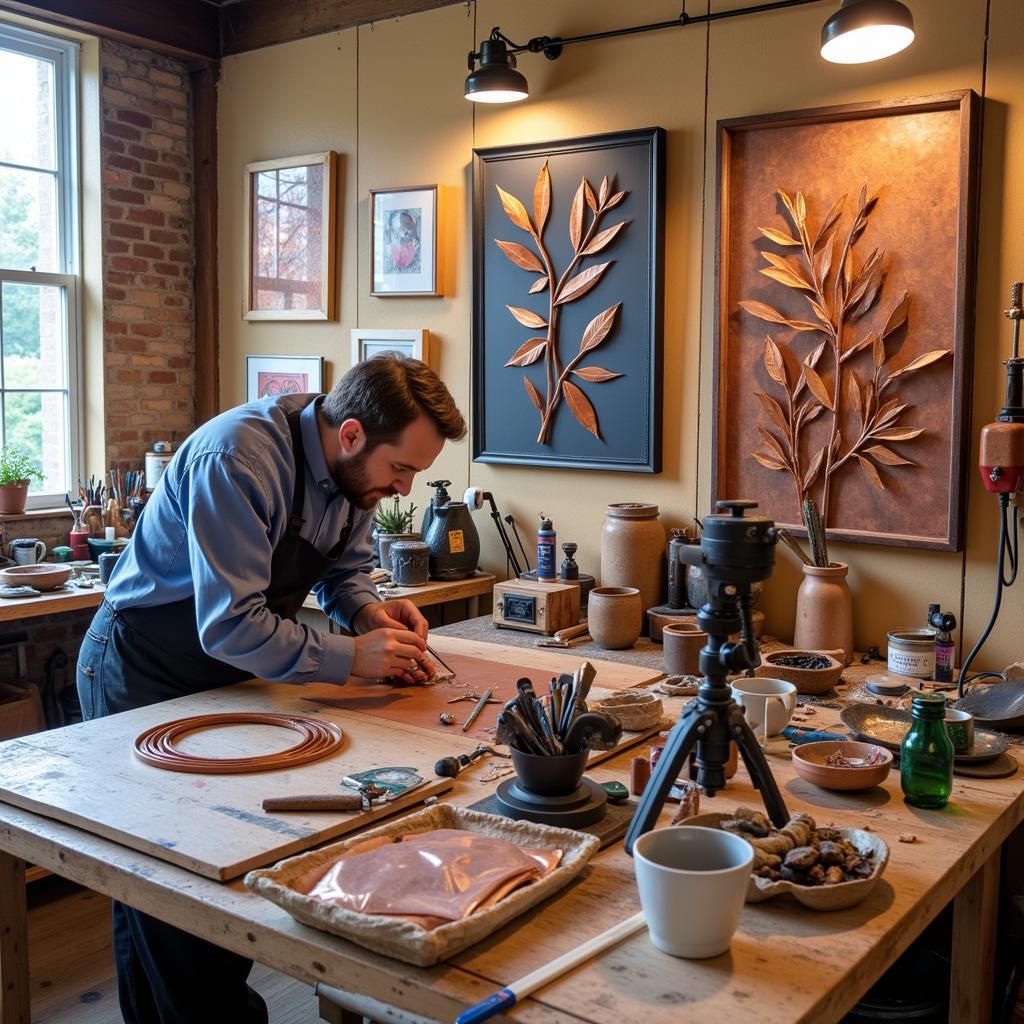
left=791, top=740, right=892, bottom=791
left=592, top=691, right=663, bottom=730
left=755, top=650, right=844, bottom=694
left=0, top=564, right=72, bottom=591
left=682, top=811, right=889, bottom=911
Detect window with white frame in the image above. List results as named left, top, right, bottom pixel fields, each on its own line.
left=0, top=23, right=80, bottom=509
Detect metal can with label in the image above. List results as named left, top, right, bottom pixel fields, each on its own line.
left=145, top=441, right=174, bottom=491
left=887, top=628, right=936, bottom=679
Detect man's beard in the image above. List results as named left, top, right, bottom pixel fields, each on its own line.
left=333, top=450, right=394, bottom=509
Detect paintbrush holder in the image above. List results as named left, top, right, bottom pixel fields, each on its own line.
left=509, top=746, right=589, bottom=796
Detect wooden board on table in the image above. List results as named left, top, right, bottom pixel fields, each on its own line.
left=0, top=681, right=467, bottom=881
left=306, top=641, right=663, bottom=748
left=0, top=586, right=102, bottom=622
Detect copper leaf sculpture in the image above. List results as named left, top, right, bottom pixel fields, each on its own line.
left=495, top=163, right=629, bottom=443
left=740, top=185, right=949, bottom=526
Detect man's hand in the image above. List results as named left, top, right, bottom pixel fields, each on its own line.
left=351, top=601, right=434, bottom=683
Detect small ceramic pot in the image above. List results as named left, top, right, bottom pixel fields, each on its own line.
left=588, top=586, right=642, bottom=650
left=390, top=540, right=430, bottom=587
left=510, top=746, right=589, bottom=796
left=663, top=623, right=706, bottom=676
left=944, top=709, right=975, bottom=755
left=98, top=550, right=123, bottom=585
left=793, top=562, right=854, bottom=665
left=600, top=504, right=666, bottom=630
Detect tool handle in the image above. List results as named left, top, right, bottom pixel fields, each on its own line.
left=434, top=756, right=464, bottom=778
left=553, top=623, right=591, bottom=642
left=262, top=794, right=362, bottom=812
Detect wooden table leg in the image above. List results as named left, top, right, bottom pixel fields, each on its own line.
left=0, top=851, right=29, bottom=1024
left=467, top=595, right=480, bottom=618
left=950, top=846, right=1000, bottom=1023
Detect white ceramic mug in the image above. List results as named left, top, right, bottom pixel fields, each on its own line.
left=731, top=677, right=797, bottom=736
left=633, top=825, right=753, bottom=958
left=10, top=538, right=46, bottom=565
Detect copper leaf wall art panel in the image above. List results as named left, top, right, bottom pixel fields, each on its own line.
left=714, top=93, right=979, bottom=551
left=473, top=128, right=664, bottom=473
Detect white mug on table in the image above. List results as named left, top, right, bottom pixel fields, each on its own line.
left=9, top=538, right=46, bottom=565
left=731, top=677, right=797, bottom=736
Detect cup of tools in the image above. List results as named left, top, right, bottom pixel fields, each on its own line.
left=633, top=825, right=754, bottom=958
left=509, top=745, right=589, bottom=796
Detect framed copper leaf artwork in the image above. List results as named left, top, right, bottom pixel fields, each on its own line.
left=473, top=128, right=665, bottom=472
left=713, top=92, right=979, bottom=551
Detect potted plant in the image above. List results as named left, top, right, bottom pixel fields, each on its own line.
left=0, top=445, right=43, bottom=515
left=374, top=495, right=418, bottom=570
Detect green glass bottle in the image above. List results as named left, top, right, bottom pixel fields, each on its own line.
left=901, top=693, right=953, bottom=809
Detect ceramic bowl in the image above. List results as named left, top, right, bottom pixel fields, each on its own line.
left=0, top=563, right=73, bottom=591
left=681, top=812, right=889, bottom=911
left=755, top=649, right=844, bottom=695
left=791, top=740, right=893, bottom=791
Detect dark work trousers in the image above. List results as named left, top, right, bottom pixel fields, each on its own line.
left=77, top=600, right=269, bottom=1024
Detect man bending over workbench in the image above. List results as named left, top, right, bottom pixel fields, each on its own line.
left=76, top=352, right=467, bottom=1024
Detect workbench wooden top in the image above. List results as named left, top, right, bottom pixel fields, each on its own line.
left=0, top=645, right=1019, bottom=1023
left=0, top=584, right=103, bottom=622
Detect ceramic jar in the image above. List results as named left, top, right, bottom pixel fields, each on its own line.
left=600, top=504, right=666, bottom=630
left=662, top=622, right=706, bottom=676
left=390, top=541, right=430, bottom=587
left=378, top=532, right=419, bottom=572
left=588, top=586, right=642, bottom=650
left=793, top=562, right=854, bottom=665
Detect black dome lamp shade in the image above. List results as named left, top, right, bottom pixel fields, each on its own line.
left=465, top=37, right=529, bottom=103
left=820, top=0, right=915, bottom=64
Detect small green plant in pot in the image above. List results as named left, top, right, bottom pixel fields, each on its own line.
left=374, top=495, right=418, bottom=569
left=0, top=445, right=43, bottom=515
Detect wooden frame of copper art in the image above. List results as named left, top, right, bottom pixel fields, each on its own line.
left=712, top=91, right=979, bottom=551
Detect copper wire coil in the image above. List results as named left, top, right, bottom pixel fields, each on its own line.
left=134, top=712, right=344, bottom=774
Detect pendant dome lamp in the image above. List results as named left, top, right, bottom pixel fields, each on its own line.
left=820, top=0, right=915, bottom=64
left=465, top=1, right=915, bottom=104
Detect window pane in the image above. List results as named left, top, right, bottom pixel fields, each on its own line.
left=3, top=282, right=67, bottom=388
left=0, top=47, right=55, bottom=171
left=0, top=166, right=58, bottom=271
left=4, top=390, right=67, bottom=494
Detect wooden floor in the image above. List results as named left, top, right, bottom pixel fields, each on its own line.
left=27, top=876, right=324, bottom=1023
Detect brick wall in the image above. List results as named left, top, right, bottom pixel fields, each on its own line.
left=101, top=38, right=196, bottom=467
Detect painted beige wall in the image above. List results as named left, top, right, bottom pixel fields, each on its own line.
left=218, top=0, right=1023, bottom=671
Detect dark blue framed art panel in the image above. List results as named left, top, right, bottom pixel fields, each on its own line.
left=472, top=127, right=665, bottom=473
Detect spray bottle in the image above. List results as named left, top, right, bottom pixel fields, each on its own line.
left=537, top=514, right=557, bottom=582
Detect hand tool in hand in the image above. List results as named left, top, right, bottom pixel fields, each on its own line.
left=455, top=912, right=647, bottom=1024
left=426, top=643, right=456, bottom=677
left=461, top=688, right=494, bottom=732
left=434, top=744, right=511, bottom=778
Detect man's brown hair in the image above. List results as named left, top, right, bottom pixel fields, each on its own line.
left=321, top=353, right=466, bottom=448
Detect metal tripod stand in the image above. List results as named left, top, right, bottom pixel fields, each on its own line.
left=625, top=501, right=791, bottom=854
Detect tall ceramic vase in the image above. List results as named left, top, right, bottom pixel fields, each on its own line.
left=600, top=503, right=666, bottom=632
left=793, top=562, right=854, bottom=665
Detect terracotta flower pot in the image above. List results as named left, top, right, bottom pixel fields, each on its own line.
left=0, top=481, right=29, bottom=515
left=793, top=562, right=854, bottom=666
left=662, top=622, right=706, bottom=676
left=588, top=586, right=642, bottom=650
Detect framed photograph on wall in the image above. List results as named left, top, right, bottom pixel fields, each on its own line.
left=246, top=355, right=324, bottom=402
left=350, top=328, right=430, bottom=365
left=472, top=127, right=665, bottom=473
left=712, top=91, right=979, bottom=551
left=370, top=185, right=440, bottom=296
left=243, top=151, right=338, bottom=320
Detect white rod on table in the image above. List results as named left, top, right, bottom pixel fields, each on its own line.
left=455, top=911, right=647, bottom=1024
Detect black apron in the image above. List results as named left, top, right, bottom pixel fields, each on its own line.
left=113, top=401, right=354, bottom=696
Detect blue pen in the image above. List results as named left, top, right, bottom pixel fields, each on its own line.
left=455, top=912, right=647, bottom=1024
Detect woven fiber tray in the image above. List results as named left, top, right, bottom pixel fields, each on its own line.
left=245, top=804, right=600, bottom=966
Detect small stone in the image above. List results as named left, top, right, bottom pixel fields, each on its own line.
left=438, top=712, right=455, bottom=725
left=897, top=833, right=917, bottom=843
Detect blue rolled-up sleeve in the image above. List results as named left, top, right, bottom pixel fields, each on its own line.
left=177, top=451, right=358, bottom=684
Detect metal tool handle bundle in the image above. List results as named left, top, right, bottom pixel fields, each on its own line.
left=495, top=662, right=622, bottom=755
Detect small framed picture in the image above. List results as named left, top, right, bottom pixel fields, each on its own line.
left=243, top=151, right=338, bottom=320
left=370, top=185, right=440, bottom=296
left=350, top=328, right=430, bottom=365
left=246, top=355, right=324, bottom=402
